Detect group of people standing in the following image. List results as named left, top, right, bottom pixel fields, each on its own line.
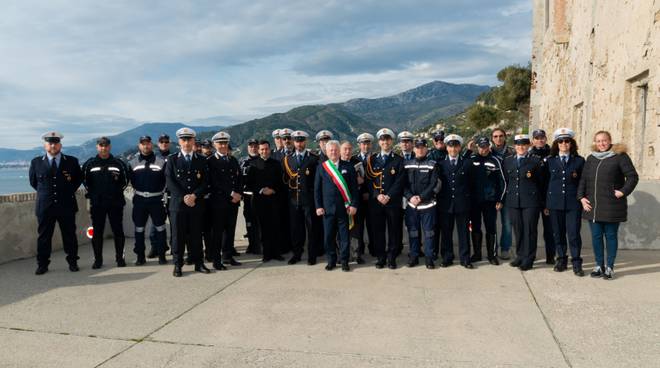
left=28, top=125, right=638, bottom=279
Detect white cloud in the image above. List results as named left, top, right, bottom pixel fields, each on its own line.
left=0, top=0, right=531, bottom=149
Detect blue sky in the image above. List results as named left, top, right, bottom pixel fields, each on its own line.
left=0, top=0, right=532, bottom=149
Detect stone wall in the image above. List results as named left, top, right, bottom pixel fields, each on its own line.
left=531, top=0, right=659, bottom=179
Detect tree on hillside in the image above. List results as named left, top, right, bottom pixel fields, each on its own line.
left=467, top=104, right=500, bottom=130
left=493, top=63, right=531, bottom=113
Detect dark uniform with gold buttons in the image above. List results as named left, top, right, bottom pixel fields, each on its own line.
left=165, top=127, right=210, bottom=276
left=282, top=130, right=322, bottom=265
left=29, top=132, right=83, bottom=275
left=437, top=134, right=475, bottom=268
left=239, top=139, right=261, bottom=254
left=207, top=132, right=243, bottom=270
left=501, top=134, right=547, bottom=271
left=529, top=129, right=556, bottom=264
left=82, top=136, right=129, bottom=269
left=364, top=128, right=405, bottom=269
left=545, top=128, right=585, bottom=275
left=351, top=133, right=375, bottom=261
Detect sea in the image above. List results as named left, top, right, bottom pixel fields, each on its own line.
left=0, top=167, right=33, bottom=195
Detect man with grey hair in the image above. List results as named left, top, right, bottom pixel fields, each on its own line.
left=315, top=140, right=359, bottom=271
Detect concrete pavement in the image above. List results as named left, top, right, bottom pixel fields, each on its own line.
left=1, top=241, right=659, bottom=367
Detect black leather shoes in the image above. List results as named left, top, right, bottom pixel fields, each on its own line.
left=355, top=256, right=365, bottom=265
left=470, top=254, right=482, bottom=263
left=92, top=260, right=103, bottom=269
left=387, top=262, right=397, bottom=270
left=135, top=257, right=146, bottom=266
left=439, top=261, right=452, bottom=268
left=288, top=256, right=301, bottom=265
left=375, top=259, right=386, bottom=269
left=195, top=264, right=211, bottom=273
left=35, top=266, right=48, bottom=275
left=341, top=262, right=350, bottom=272
left=147, top=248, right=156, bottom=259
left=69, top=263, right=79, bottom=272
left=325, top=263, right=336, bottom=271
left=425, top=261, right=435, bottom=269
left=509, top=259, right=522, bottom=267
left=407, top=258, right=419, bottom=268
left=307, top=258, right=317, bottom=266
left=116, top=258, right=126, bottom=267
left=488, top=257, right=500, bottom=265
left=213, top=261, right=227, bottom=271
left=519, top=263, right=533, bottom=271
left=225, top=258, right=242, bottom=266
left=173, top=265, right=182, bottom=277
left=554, top=263, right=567, bottom=272
left=158, top=255, right=168, bottom=265
left=462, top=263, right=474, bottom=269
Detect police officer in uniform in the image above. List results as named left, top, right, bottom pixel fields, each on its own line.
left=127, top=135, right=168, bottom=265
left=199, top=139, right=215, bottom=263
left=283, top=130, right=322, bottom=265
left=165, top=128, right=211, bottom=277
left=82, top=137, right=129, bottom=269
left=147, top=133, right=172, bottom=259
left=501, top=134, right=547, bottom=271
left=245, top=140, right=285, bottom=262
left=352, top=133, right=375, bottom=261
left=207, top=132, right=242, bottom=270
left=315, top=130, right=334, bottom=161
left=545, top=128, right=585, bottom=276
left=398, top=131, right=415, bottom=160
left=272, top=129, right=284, bottom=155
left=437, top=134, right=475, bottom=269
left=403, top=138, right=441, bottom=269
left=427, top=130, right=446, bottom=259
left=529, top=129, right=555, bottom=264
left=30, top=132, right=83, bottom=275
left=240, top=139, right=261, bottom=254
left=364, top=128, right=405, bottom=269
left=468, top=137, right=505, bottom=265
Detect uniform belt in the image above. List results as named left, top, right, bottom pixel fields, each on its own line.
left=407, top=201, right=436, bottom=210
left=134, top=190, right=164, bottom=198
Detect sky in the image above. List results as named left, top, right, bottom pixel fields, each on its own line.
left=0, top=0, right=532, bottom=149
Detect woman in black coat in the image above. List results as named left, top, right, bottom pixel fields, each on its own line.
left=577, top=131, right=639, bottom=279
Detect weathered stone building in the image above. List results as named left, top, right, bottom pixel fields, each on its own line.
left=531, top=0, right=660, bottom=249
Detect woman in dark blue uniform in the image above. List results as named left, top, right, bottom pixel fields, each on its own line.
left=544, top=128, right=585, bottom=276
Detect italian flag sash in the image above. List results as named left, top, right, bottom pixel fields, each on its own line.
left=321, top=160, right=354, bottom=229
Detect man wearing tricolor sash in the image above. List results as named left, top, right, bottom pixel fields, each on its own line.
left=314, top=140, right=359, bottom=272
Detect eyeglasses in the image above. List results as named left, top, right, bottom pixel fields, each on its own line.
left=557, top=139, right=571, bottom=144
left=283, top=137, right=291, bottom=141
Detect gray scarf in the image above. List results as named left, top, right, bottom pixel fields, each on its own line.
left=591, top=150, right=616, bottom=160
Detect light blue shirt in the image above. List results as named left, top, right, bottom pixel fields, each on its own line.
left=46, top=153, right=61, bottom=168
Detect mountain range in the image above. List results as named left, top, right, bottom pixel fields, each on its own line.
left=0, top=81, right=488, bottom=162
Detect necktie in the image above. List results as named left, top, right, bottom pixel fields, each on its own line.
left=185, top=154, right=191, bottom=169
left=296, top=153, right=302, bottom=166
left=50, top=157, right=57, bottom=176
left=405, top=153, right=410, bottom=160
left=451, top=158, right=456, bottom=167
left=517, top=157, right=522, bottom=168
left=561, top=156, right=567, bottom=166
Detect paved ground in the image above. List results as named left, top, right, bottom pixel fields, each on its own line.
left=1, top=239, right=659, bottom=368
